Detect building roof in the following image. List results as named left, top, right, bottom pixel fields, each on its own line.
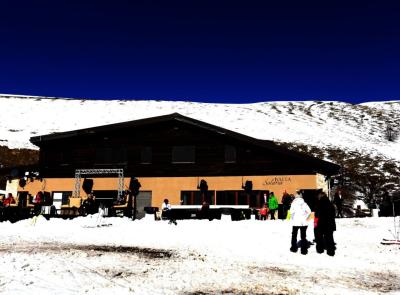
left=30, top=113, right=340, bottom=175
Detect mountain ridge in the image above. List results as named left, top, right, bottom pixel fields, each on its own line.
left=0, top=94, right=398, bottom=162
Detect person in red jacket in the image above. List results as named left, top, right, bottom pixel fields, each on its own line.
left=3, top=193, right=16, bottom=207
left=34, top=191, right=43, bottom=204
left=259, top=204, right=268, bottom=220
left=33, top=191, right=44, bottom=215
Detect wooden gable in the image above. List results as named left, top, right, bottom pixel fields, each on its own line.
left=31, top=113, right=340, bottom=177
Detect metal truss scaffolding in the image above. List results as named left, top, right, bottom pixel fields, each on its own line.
left=73, top=169, right=124, bottom=197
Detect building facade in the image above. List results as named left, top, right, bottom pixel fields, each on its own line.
left=10, top=113, right=340, bottom=212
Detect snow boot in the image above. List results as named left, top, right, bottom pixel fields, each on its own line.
left=327, top=249, right=335, bottom=256
left=316, top=243, right=324, bottom=254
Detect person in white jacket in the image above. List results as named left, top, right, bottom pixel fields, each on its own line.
left=161, top=199, right=177, bottom=225
left=290, top=191, right=311, bottom=255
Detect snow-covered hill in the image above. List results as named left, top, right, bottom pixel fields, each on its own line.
left=0, top=94, right=399, bottom=163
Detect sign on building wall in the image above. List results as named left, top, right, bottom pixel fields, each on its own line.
left=263, top=177, right=292, bottom=186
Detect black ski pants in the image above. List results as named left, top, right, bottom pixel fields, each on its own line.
left=291, top=226, right=308, bottom=252
left=315, top=228, right=335, bottom=255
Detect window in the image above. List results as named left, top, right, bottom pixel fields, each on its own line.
left=115, top=148, right=127, bottom=164
left=216, top=190, right=269, bottom=207
left=45, top=150, right=71, bottom=165
left=73, top=148, right=92, bottom=164
left=216, top=191, right=237, bottom=205
left=172, top=146, right=195, bottom=163
left=181, top=191, right=215, bottom=205
left=216, top=190, right=248, bottom=205
left=140, top=146, right=152, bottom=164
left=224, top=145, right=236, bottom=163
left=95, top=148, right=126, bottom=164
left=96, top=148, right=113, bottom=164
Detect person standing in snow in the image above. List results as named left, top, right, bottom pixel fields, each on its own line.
left=314, top=191, right=336, bottom=256
left=32, top=191, right=44, bottom=215
left=199, top=200, right=211, bottom=220
left=259, top=204, right=268, bottom=220
left=289, top=190, right=312, bottom=255
left=268, top=192, right=278, bottom=220
left=82, top=192, right=97, bottom=215
left=263, top=193, right=268, bottom=205
left=334, top=189, right=344, bottom=218
left=2, top=193, right=16, bottom=222
left=281, top=191, right=293, bottom=220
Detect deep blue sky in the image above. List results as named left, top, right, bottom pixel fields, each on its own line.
left=0, top=1, right=399, bottom=104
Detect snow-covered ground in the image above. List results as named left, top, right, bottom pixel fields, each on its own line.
left=0, top=215, right=399, bottom=294
left=0, top=94, right=399, bottom=163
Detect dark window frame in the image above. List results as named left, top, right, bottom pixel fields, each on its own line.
left=215, top=190, right=269, bottom=207
left=140, top=146, right=152, bottom=164
left=180, top=190, right=215, bottom=205
left=95, top=147, right=127, bottom=165
left=172, top=145, right=195, bottom=164
left=224, top=145, right=237, bottom=163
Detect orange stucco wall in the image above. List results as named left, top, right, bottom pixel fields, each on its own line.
left=12, top=174, right=324, bottom=207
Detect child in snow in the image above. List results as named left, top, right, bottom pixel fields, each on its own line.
left=259, top=204, right=268, bottom=220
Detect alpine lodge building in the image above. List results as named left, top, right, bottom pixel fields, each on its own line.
left=8, top=113, right=340, bottom=218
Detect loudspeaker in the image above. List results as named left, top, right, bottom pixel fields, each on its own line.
left=243, top=180, right=253, bottom=194
left=198, top=179, right=208, bottom=193
left=19, top=178, right=26, bottom=188
left=82, top=178, right=94, bottom=194
left=129, top=177, right=141, bottom=196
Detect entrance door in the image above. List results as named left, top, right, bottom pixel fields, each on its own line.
left=136, top=191, right=152, bottom=219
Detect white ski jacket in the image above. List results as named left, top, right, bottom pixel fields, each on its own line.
left=290, top=197, right=311, bottom=226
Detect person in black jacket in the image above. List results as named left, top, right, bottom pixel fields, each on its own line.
left=81, top=193, right=97, bottom=215
left=199, top=201, right=211, bottom=220
left=314, top=192, right=336, bottom=256
left=281, top=191, right=294, bottom=220
left=333, top=189, right=344, bottom=218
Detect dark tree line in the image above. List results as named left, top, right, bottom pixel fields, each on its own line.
left=280, top=143, right=400, bottom=207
